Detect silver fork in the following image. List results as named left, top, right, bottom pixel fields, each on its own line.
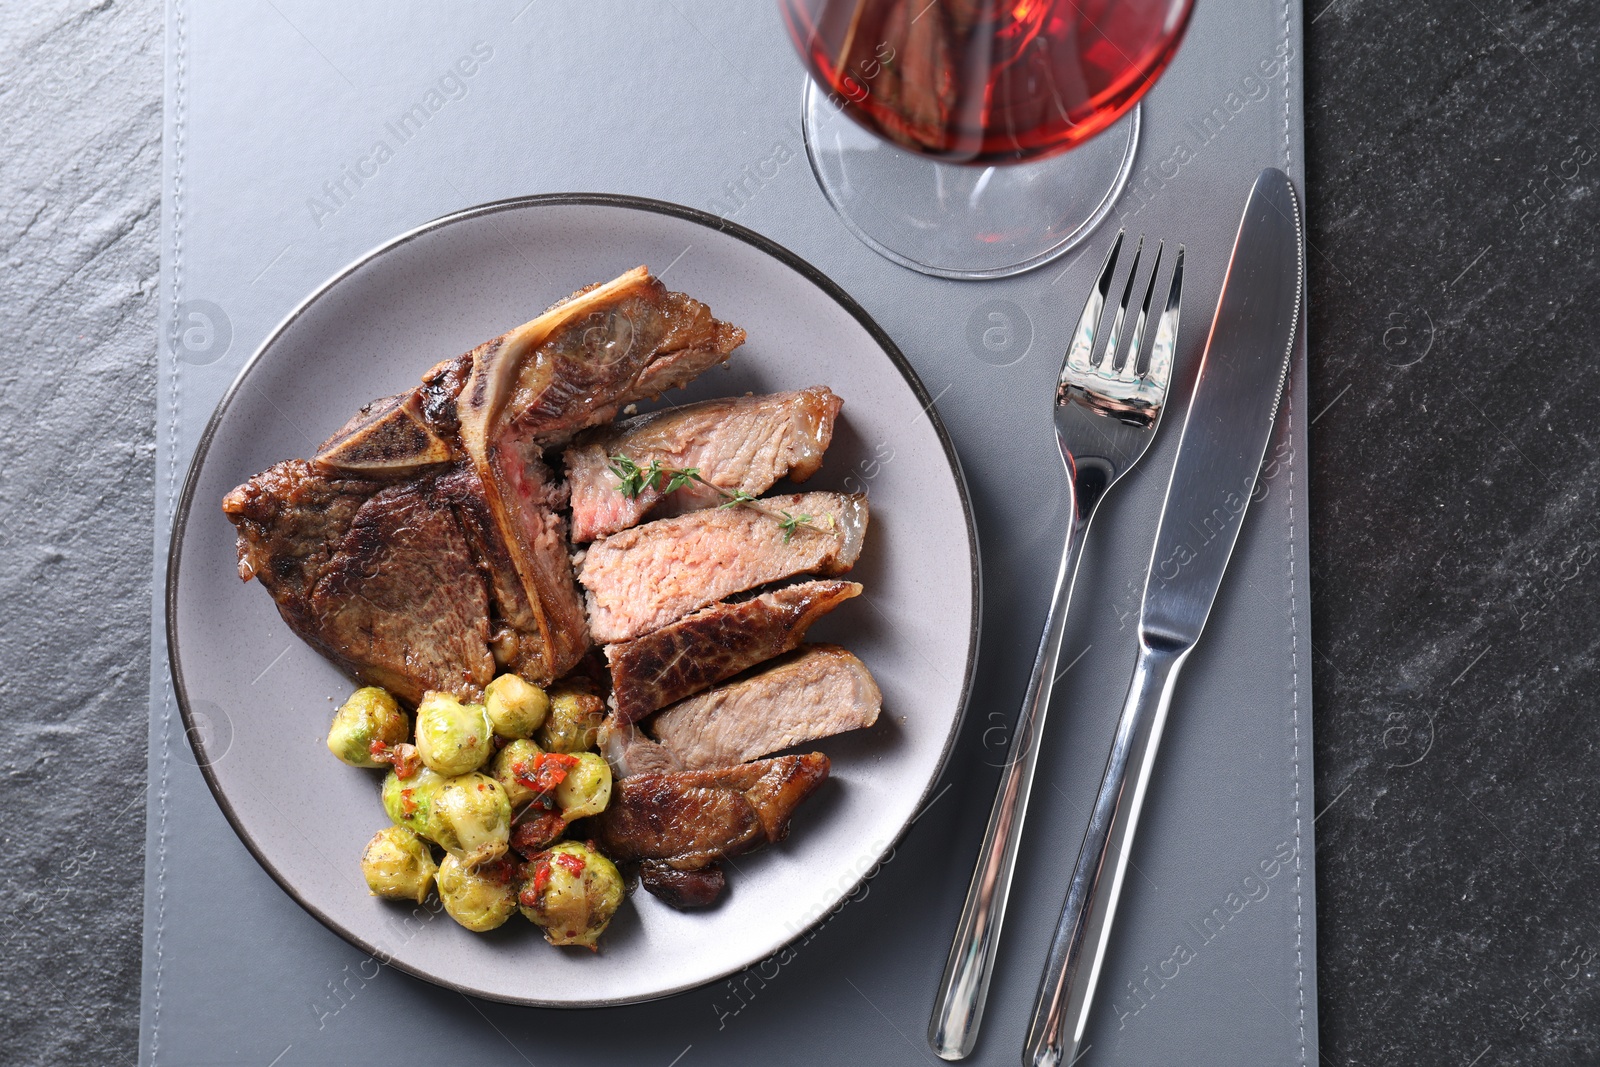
left=929, top=233, right=1183, bottom=1061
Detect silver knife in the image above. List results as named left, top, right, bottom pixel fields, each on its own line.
left=1022, top=167, right=1304, bottom=1067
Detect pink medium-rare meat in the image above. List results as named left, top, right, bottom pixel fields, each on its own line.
left=578, top=492, right=869, bottom=644
left=564, top=387, right=844, bottom=542
left=604, top=579, right=863, bottom=724
left=647, top=645, right=882, bottom=770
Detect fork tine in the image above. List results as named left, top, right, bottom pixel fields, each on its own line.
left=1098, top=235, right=1145, bottom=374
left=1120, top=242, right=1165, bottom=381
left=1145, top=246, right=1185, bottom=398
left=1063, top=231, right=1124, bottom=381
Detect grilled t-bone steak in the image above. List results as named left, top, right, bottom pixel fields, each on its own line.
left=647, top=645, right=881, bottom=770
left=564, top=386, right=843, bottom=542
left=605, top=579, right=862, bottom=724
left=224, top=267, right=745, bottom=696
left=586, top=753, right=829, bottom=906
left=579, top=492, right=868, bottom=644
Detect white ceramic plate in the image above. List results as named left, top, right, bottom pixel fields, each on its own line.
left=168, top=195, right=978, bottom=1006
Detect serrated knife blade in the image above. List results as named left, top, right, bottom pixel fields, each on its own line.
left=1140, top=167, right=1304, bottom=650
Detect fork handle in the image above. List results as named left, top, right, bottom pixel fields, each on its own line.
left=1023, top=639, right=1188, bottom=1067
left=928, top=484, right=1086, bottom=1061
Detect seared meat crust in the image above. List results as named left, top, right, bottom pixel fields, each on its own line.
left=604, top=579, right=862, bottom=724
left=222, top=461, right=495, bottom=703
left=588, top=753, right=829, bottom=871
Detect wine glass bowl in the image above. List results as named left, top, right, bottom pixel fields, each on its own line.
left=780, top=0, right=1196, bottom=278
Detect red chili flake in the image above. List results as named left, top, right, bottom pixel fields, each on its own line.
left=510, top=812, right=565, bottom=858
left=553, top=850, right=587, bottom=878
left=399, top=789, right=418, bottom=816
left=478, top=858, right=515, bottom=885
left=370, top=741, right=421, bottom=779
left=531, top=857, right=552, bottom=895
left=513, top=752, right=579, bottom=794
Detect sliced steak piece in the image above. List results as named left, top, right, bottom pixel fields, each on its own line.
left=564, top=387, right=843, bottom=542
left=579, top=492, right=869, bottom=644
left=638, top=861, right=726, bottom=909
left=600, top=718, right=682, bottom=778
left=605, top=579, right=862, bottom=724
left=648, top=645, right=881, bottom=769
left=222, top=461, right=496, bottom=704
left=587, top=753, right=830, bottom=875
left=450, top=266, right=746, bottom=451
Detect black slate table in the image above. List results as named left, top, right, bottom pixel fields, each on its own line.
left=2, top=1, right=1596, bottom=1064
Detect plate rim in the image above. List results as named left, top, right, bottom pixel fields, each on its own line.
left=166, top=192, right=982, bottom=1007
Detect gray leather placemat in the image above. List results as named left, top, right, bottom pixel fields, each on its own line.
left=144, top=2, right=1315, bottom=1064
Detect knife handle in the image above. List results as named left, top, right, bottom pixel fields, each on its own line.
left=1024, top=639, right=1188, bottom=1067
left=928, top=485, right=1086, bottom=1061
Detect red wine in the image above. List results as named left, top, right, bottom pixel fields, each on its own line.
left=782, top=0, right=1194, bottom=165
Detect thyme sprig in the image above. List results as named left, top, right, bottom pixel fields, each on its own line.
left=606, top=454, right=829, bottom=542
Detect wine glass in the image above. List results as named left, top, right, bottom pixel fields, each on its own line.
left=780, top=0, right=1196, bottom=279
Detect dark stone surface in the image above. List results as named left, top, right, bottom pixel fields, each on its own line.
left=0, top=1, right=159, bottom=1065
left=1304, top=0, right=1600, bottom=1063
left=2, top=0, right=1597, bottom=1064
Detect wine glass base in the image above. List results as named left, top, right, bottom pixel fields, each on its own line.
left=801, top=81, right=1140, bottom=281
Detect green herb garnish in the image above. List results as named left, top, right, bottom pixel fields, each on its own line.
left=607, top=455, right=827, bottom=540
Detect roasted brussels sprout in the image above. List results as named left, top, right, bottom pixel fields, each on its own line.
left=519, top=841, right=624, bottom=949
left=491, top=739, right=545, bottom=808
left=484, top=674, right=550, bottom=739
left=414, top=692, right=493, bottom=776
left=359, top=825, right=437, bottom=904
left=534, top=687, right=605, bottom=754
left=436, top=854, right=518, bottom=932
left=493, top=742, right=585, bottom=807
left=381, top=767, right=447, bottom=840
left=432, top=773, right=512, bottom=865
left=553, top=752, right=612, bottom=821
left=327, top=687, right=409, bottom=768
